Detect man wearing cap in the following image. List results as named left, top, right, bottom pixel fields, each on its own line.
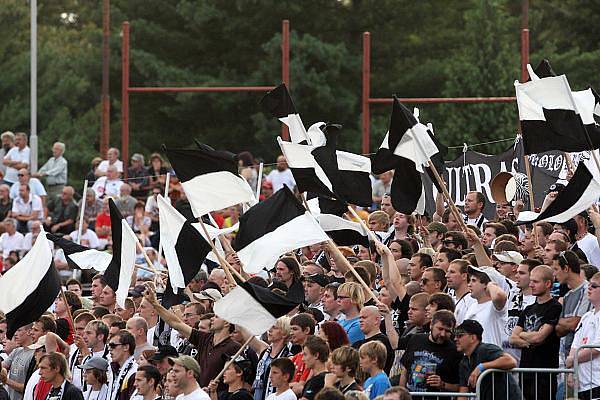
left=454, top=319, right=519, bottom=400
left=149, top=345, right=178, bottom=379
left=127, top=154, right=149, bottom=200
left=303, top=274, right=328, bottom=315
left=207, top=355, right=254, bottom=400
left=193, top=289, right=223, bottom=314
left=424, top=222, right=447, bottom=251
left=170, top=356, right=210, bottom=400
left=144, top=286, right=240, bottom=392
left=510, top=265, right=562, bottom=400
left=77, top=357, right=110, bottom=400
left=463, top=265, right=509, bottom=347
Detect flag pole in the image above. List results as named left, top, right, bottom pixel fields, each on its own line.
left=157, top=172, right=170, bottom=267
left=59, top=286, right=76, bottom=330
left=426, top=161, right=470, bottom=234
left=136, top=240, right=159, bottom=275
left=73, top=179, right=89, bottom=279
left=197, top=218, right=245, bottom=285
left=213, top=336, right=254, bottom=382
left=256, top=162, right=264, bottom=199
left=218, top=236, right=248, bottom=280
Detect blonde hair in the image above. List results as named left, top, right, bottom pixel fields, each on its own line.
left=368, top=211, right=390, bottom=229
left=409, top=292, right=430, bottom=309
left=358, top=341, right=387, bottom=369
left=337, top=282, right=365, bottom=310
left=274, top=315, right=292, bottom=337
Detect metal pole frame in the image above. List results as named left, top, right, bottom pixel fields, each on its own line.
left=121, top=20, right=291, bottom=170
left=361, top=27, right=530, bottom=153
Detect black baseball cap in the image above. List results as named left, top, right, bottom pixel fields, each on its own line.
left=221, top=354, right=255, bottom=384
left=304, top=273, right=329, bottom=287
left=454, top=320, right=484, bottom=339
left=150, top=345, right=178, bottom=361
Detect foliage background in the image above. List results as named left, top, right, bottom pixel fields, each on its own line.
left=1, top=0, right=598, bottom=185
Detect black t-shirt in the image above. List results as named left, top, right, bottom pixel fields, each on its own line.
left=400, top=333, right=462, bottom=392
left=352, top=333, right=395, bottom=373
left=459, top=342, right=521, bottom=400
left=302, top=372, right=327, bottom=400
left=517, top=298, right=562, bottom=368
left=334, top=380, right=361, bottom=394
left=219, top=389, right=254, bottom=400
left=386, top=294, right=410, bottom=335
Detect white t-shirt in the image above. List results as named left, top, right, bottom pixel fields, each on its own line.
left=453, top=293, right=477, bottom=325
left=577, top=233, right=600, bottom=267
left=4, top=146, right=30, bottom=183
left=265, top=388, right=297, bottom=400
left=97, top=159, right=124, bottom=173
left=9, top=178, right=47, bottom=199
left=571, top=309, right=600, bottom=392
left=266, top=169, right=296, bottom=192
left=463, top=299, right=509, bottom=348
left=23, top=368, right=41, bottom=400
left=177, top=387, right=211, bottom=400
left=0, top=231, right=24, bottom=258
left=11, top=194, right=43, bottom=218
left=92, top=177, right=124, bottom=199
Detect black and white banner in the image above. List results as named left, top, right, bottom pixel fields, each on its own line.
left=423, top=139, right=565, bottom=219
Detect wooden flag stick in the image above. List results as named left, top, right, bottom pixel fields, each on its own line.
left=218, top=236, right=248, bottom=281
left=213, top=336, right=254, bottom=382
left=522, top=154, right=539, bottom=247
left=59, top=286, right=76, bottom=330
left=136, top=240, right=159, bottom=275
left=197, top=218, right=245, bottom=285
left=426, top=160, right=470, bottom=235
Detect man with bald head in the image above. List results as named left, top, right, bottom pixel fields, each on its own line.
left=509, top=265, right=562, bottom=400
left=266, top=154, right=295, bottom=191
left=45, top=185, right=78, bottom=234
left=126, top=316, right=156, bottom=361
left=115, top=183, right=137, bottom=217
left=352, top=305, right=394, bottom=373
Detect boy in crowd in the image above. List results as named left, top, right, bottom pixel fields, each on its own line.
left=267, top=358, right=297, bottom=400
left=359, top=341, right=391, bottom=400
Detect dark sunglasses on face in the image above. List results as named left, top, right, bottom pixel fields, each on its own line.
left=108, top=342, right=124, bottom=349
left=590, top=283, right=600, bottom=289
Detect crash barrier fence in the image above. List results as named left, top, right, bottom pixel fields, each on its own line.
left=407, top=345, right=600, bottom=399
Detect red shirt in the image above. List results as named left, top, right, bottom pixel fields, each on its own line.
left=95, top=212, right=111, bottom=238
left=290, top=352, right=311, bottom=383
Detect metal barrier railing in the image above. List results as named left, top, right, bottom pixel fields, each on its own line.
left=407, top=391, right=476, bottom=399
left=572, top=344, right=600, bottom=400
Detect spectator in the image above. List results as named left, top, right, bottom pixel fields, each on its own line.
left=2, top=132, right=30, bottom=185
left=372, top=171, right=393, bottom=207
left=45, top=186, right=78, bottom=235
left=38, top=352, right=84, bottom=400
left=265, top=358, right=296, bottom=400
left=126, top=202, right=152, bottom=245
left=134, top=365, right=162, bottom=400
left=126, top=317, right=156, bottom=361
left=127, top=153, right=150, bottom=200
left=352, top=306, right=394, bottom=373
left=289, top=314, right=316, bottom=395
left=116, top=184, right=138, bottom=218
left=325, top=346, right=361, bottom=394
left=95, top=147, right=123, bottom=177
left=0, top=324, right=34, bottom=400
left=316, top=321, right=349, bottom=351
left=0, top=131, right=15, bottom=177
left=21, top=220, right=41, bottom=252
left=337, top=282, right=365, bottom=345
left=33, top=141, right=68, bottom=199
left=298, top=337, right=329, bottom=400
left=144, top=186, right=161, bottom=232
left=69, top=218, right=101, bottom=249
left=10, top=183, right=42, bottom=234
left=85, top=157, right=102, bottom=184
left=238, top=151, right=258, bottom=190
left=79, top=188, right=103, bottom=229
left=145, top=153, right=168, bottom=190
left=510, top=265, right=562, bottom=400
left=92, top=165, right=123, bottom=199
left=380, top=194, right=396, bottom=221
left=462, top=191, right=488, bottom=230
left=0, top=184, right=12, bottom=224
left=9, top=168, right=46, bottom=201
left=400, top=310, right=462, bottom=393
left=107, top=330, right=138, bottom=400
left=266, top=155, right=295, bottom=192
left=454, top=320, right=519, bottom=400
left=359, top=341, right=391, bottom=400
left=0, top=218, right=23, bottom=258
left=78, top=357, right=109, bottom=400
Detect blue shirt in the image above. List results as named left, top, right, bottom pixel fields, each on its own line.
left=339, top=317, right=364, bottom=344
left=364, top=371, right=391, bottom=400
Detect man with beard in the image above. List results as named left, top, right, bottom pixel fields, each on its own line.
left=400, top=311, right=462, bottom=393
left=266, top=155, right=295, bottom=192
left=462, top=191, right=487, bottom=230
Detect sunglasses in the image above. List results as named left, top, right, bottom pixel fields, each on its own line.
left=443, top=240, right=458, bottom=245
left=17, top=174, right=25, bottom=177
left=337, top=295, right=350, bottom=300
left=108, top=342, right=124, bottom=349
left=590, top=283, right=600, bottom=289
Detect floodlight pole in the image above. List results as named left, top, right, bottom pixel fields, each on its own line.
left=30, top=0, right=38, bottom=172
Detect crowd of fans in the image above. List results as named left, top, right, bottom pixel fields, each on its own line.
left=1, top=133, right=600, bottom=400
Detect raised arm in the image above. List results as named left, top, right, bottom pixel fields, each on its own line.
left=143, top=285, right=192, bottom=339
